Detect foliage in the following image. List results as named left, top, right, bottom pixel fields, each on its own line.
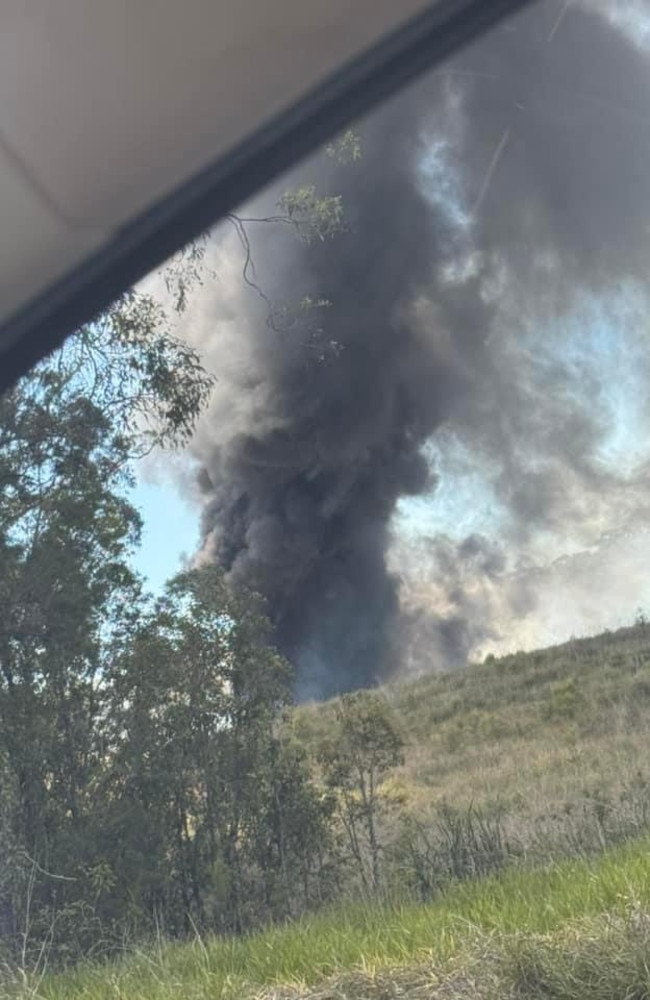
left=7, top=119, right=650, bottom=985
left=0, top=149, right=360, bottom=969
left=0, top=363, right=141, bottom=865
left=75, top=291, right=215, bottom=452
left=162, top=234, right=213, bottom=314
left=0, top=280, right=215, bottom=962
left=227, top=180, right=348, bottom=339
left=0, top=331, right=333, bottom=957
left=392, top=805, right=513, bottom=901
left=0, top=274, right=223, bottom=959
left=4, top=352, right=650, bottom=970
left=325, top=128, right=363, bottom=165
left=276, top=187, right=345, bottom=244
left=13, top=837, right=650, bottom=1000
left=317, top=692, right=404, bottom=892
left=99, top=566, right=331, bottom=937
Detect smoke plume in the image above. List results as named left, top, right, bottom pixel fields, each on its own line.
left=186, top=0, right=650, bottom=698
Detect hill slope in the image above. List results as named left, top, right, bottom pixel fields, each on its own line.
left=296, top=622, right=650, bottom=863
left=23, top=840, right=650, bottom=999
left=15, top=622, right=650, bottom=999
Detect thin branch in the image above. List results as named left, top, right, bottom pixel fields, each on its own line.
left=18, top=852, right=77, bottom=882
left=226, top=215, right=294, bottom=332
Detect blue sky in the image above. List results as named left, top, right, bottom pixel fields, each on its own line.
left=130, top=479, right=200, bottom=592
left=129, top=264, right=650, bottom=669
left=125, top=279, right=650, bottom=664
left=128, top=7, right=650, bottom=649
left=129, top=284, right=650, bottom=592
left=131, top=315, right=650, bottom=594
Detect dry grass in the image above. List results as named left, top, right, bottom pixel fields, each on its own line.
left=257, top=909, right=650, bottom=1000
left=294, top=622, right=650, bottom=863
left=18, top=623, right=650, bottom=1000
left=257, top=962, right=492, bottom=1000
left=24, top=836, right=650, bottom=999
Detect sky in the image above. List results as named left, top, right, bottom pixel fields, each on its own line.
left=131, top=286, right=650, bottom=650
left=390, top=284, right=650, bottom=658
left=130, top=478, right=199, bottom=592
left=129, top=0, right=650, bottom=667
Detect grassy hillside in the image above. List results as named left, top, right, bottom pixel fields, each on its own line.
left=13, top=622, right=650, bottom=999
left=296, top=621, right=650, bottom=864
left=19, top=839, right=650, bottom=999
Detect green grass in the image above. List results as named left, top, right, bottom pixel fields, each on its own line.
left=16, top=623, right=650, bottom=999
left=20, top=835, right=650, bottom=1000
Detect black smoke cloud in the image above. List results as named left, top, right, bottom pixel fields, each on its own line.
left=192, top=1, right=650, bottom=698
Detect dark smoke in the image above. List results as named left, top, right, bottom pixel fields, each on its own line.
left=193, top=1, right=650, bottom=698
left=397, top=534, right=516, bottom=673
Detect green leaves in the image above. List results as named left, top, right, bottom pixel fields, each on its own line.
left=317, top=692, right=405, bottom=892
left=277, top=186, right=346, bottom=244
left=102, top=566, right=328, bottom=936
left=325, top=127, right=363, bottom=165
left=81, top=290, right=216, bottom=453
left=319, top=692, right=405, bottom=790
left=0, top=136, right=365, bottom=963
left=0, top=265, right=218, bottom=959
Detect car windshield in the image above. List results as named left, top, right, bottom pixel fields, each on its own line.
left=3, top=1, right=650, bottom=996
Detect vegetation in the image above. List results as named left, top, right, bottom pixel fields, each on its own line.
left=4, top=509, right=650, bottom=992
left=0, top=287, right=336, bottom=968
left=4, top=123, right=650, bottom=995
left=380, top=624, right=650, bottom=867
left=0, top=155, right=358, bottom=972
left=4, top=301, right=650, bottom=984
left=9, top=837, right=650, bottom=998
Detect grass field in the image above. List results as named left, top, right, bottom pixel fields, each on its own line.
left=295, top=621, right=650, bottom=864
left=13, top=623, right=650, bottom=999
left=18, top=837, right=650, bottom=999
